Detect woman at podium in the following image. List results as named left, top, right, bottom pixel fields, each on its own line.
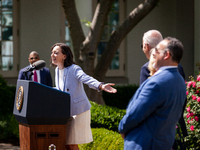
left=50, top=43, right=117, bottom=150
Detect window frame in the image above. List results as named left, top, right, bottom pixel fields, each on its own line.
left=0, top=0, right=19, bottom=78
left=93, top=0, right=126, bottom=77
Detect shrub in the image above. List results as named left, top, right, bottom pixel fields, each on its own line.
left=79, top=128, right=124, bottom=150
left=90, top=101, right=126, bottom=132
left=0, top=75, right=16, bottom=119
left=103, top=84, right=139, bottom=109
left=0, top=75, right=18, bottom=140
left=184, top=75, right=200, bottom=149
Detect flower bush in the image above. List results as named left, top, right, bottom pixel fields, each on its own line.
left=184, top=75, right=200, bottom=149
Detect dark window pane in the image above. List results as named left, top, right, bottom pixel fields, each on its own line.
left=0, top=42, right=2, bottom=55
left=2, top=0, right=12, bottom=11
left=2, top=27, right=12, bottom=40
left=2, top=41, right=13, bottom=55
left=0, top=26, right=1, bottom=40
left=109, top=12, right=119, bottom=26
left=111, top=0, right=119, bottom=11
left=110, top=56, right=119, bottom=69
left=98, top=42, right=107, bottom=54
left=0, top=57, right=1, bottom=70
left=101, top=26, right=109, bottom=40
left=2, top=56, right=13, bottom=70
left=66, top=41, right=71, bottom=48
left=2, top=11, right=13, bottom=26
left=65, top=26, right=70, bottom=41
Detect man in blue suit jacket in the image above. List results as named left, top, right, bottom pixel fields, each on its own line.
left=119, top=37, right=186, bottom=150
left=18, top=51, right=52, bottom=87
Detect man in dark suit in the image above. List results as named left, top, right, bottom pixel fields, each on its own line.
left=18, top=51, right=52, bottom=87
left=140, top=30, right=163, bottom=85
left=119, top=37, right=186, bottom=150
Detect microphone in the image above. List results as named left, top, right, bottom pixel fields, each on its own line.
left=23, top=60, right=46, bottom=73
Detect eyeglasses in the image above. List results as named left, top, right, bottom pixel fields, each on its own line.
left=154, top=48, right=172, bottom=56
left=29, top=57, right=38, bottom=60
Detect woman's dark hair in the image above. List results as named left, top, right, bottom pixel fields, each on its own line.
left=51, top=43, right=75, bottom=67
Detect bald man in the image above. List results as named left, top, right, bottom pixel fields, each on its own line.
left=18, top=51, right=52, bottom=87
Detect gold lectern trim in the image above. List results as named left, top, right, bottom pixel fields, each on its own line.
left=16, top=86, right=24, bottom=111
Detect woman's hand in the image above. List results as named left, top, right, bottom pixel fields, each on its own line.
left=100, top=83, right=117, bottom=93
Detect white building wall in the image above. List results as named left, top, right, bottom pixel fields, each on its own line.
left=19, top=0, right=62, bottom=84
left=126, top=0, right=194, bottom=85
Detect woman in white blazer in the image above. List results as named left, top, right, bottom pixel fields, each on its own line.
left=51, top=43, right=117, bottom=150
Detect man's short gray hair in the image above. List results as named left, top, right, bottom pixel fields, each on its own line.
left=143, top=30, right=163, bottom=49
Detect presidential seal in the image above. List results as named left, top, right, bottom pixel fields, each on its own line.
left=16, top=86, right=24, bottom=111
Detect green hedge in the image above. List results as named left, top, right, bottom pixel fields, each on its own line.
left=0, top=75, right=19, bottom=140
left=90, top=101, right=126, bottom=132
left=79, top=128, right=123, bottom=150
left=103, top=84, right=139, bottom=109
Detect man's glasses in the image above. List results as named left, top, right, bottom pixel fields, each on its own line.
left=29, top=57, right=38, bottom=60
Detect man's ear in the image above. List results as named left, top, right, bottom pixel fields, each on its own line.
left=164, top=51, right=170, bottom=60
left=145, top=43, right=150, bottom=51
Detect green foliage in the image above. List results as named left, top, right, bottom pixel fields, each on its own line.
left=0, top=75, right=16, bottom=119
left=184, top=75, right=200, bottom=149
left=90, top=101, right=126, bottom=132
left=0, top=75, right=18, bottom=140
left=103, top=84, right=139, bottom=109
left=79, top=128, right=123, bottom=150
left=81, top=18, right=92, bottom=27
left=0, top=114, right=19, bottom=140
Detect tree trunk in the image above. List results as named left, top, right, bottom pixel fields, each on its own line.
left=62, top=0, right=160, bottom=104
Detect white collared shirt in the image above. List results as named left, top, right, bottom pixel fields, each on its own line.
left=154, top=66, right=178, bottom=76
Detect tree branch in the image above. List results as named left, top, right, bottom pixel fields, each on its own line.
left=81, top=0, right=115, bottom=54
left=62, top=0, right=85, bottom=65
left=94, top=0, right=160, bottom=80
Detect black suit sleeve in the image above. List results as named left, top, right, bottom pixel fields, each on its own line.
left=140, top=63, right=150, bottom=85
left=46, top=69, right=53, bottom=87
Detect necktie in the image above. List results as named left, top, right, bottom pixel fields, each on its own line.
left=33, top=70, right=38, bottom=82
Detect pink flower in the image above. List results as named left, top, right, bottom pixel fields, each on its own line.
left=197, top=97, right=200, bottom=102
left=192, top=95, right=197, bottom=100
left=190, top=125, right=194, bottom=131
left=186, top=113, right=190, bottom=118
left=187, top=106, right=190, bottom=112
left=195, top=116, right=199, bottom=122
left=187, top=120, right=190, bottom=124
left=187, top=81, right=193, bottom=88
left=186, top=91, right=189, bottom=95
left=190, top=112, right=194, bottom=117
left=193, top=82, right=196, bottom=88
left=197, top=75, right=200, bottom=81
left=196, top=90, right=199, bottom=94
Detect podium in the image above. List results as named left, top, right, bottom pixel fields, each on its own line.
left=13, top=80, right=70, bottom=150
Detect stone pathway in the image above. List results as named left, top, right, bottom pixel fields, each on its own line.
left=0, top=143, right=20, bottom=150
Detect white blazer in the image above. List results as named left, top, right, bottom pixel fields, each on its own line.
left=55, top=64, right=102, bottom=116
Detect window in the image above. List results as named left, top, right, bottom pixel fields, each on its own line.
left=0, top=0, right=19, bottom=77
left=0, top=0, right=13, bottom=71
left=97, top=0, right=125, bottom=76
left=63, top=0, right=125, bottom=77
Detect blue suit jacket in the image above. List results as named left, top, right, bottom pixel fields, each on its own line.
left=140, top=63, right=188, bottom=137
left=119, top=68, right=186, bottom=150
left=18, top=66, right=52, bottom=87
left=55, top=64, right=102, bottom=116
